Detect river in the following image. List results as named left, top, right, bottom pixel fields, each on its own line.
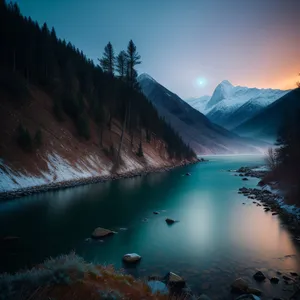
left=0, top=155, right=299, bottom=299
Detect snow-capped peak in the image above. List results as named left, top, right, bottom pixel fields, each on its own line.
left=220, top=80, right=233, bottom=87
left=205, top=79, right=234, bottom=110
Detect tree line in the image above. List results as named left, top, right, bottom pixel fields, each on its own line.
left=264, top=84, right=300, bottom=206
left=0, top=1, right=196, bottom=161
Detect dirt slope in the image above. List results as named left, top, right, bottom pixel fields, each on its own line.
left=0, top=85, right=193, bottom=192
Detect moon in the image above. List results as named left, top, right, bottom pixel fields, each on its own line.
left=195, top=77, right=207, bottom=88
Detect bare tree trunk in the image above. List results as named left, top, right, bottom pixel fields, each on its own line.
left=117, top=106, right=128, bottom=165
left=130, top=131, right=134, bottom=147
left=13, top=49, right=16, bottom=72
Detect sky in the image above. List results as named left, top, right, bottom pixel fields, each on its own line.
left=13, top=0, right=300, bottom=99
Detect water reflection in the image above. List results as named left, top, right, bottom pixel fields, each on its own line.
left=0, top=155, right=299, bottom=299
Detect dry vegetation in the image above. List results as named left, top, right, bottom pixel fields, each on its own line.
left=0, top=253, right=171, bottom=300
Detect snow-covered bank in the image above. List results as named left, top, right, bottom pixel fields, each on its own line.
left=0, top=152, right=198, bottom=200
left=236, top=166, right=300, bottom=220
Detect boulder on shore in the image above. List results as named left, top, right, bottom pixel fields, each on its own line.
left=91, top=227, right=115, bottom=239
left=231, top=278, right=248, bottom=293
left=122, top=253, right=141, bottom=263
left=164, top=272, right=186, bottom=288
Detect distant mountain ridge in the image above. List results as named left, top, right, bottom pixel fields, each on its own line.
left=138, top=73, right=268, bottom=154
left=234, top=88, right=300, bottom=141
left=185, top=81, right=289, bottom=130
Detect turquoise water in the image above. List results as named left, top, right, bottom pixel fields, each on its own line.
left=0, top=155, right=299, bottom=299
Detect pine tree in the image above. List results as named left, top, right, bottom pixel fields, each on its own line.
left=116, top=50, right=127, bottom=79
left=126, top=40, right=141, bottom=88
left=99, top=42, right=115, bottom=75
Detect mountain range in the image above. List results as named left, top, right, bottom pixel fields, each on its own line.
left=138, top=73, right=267, bottom=154
left=234, top=88, right=300, bottom=141
left=185, top=81, right=289, bottom=130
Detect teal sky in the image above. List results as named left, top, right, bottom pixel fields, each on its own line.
left=13, top=0, right=300, bottom=98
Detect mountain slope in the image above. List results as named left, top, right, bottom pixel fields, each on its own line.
left=185, top=95, right=211, bottom=112
left=0, top=80, right=198, bottom=193
left=234, top=88, right=300, bottom=141
left=138, top=73, right=267, bottom=154
left=187, top=81, right=288, bottom=130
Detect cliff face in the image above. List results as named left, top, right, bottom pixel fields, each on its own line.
left=0, top=86, right=193, bottom=193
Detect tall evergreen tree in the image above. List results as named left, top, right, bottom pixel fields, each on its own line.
left=99, top=42, right=115, bottom=75
left=116, top=50, right=127, bottom=79
left=126, top=40, right=141, bottom=88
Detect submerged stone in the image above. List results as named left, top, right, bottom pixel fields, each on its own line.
left=91, top=227, right=115, bottom=239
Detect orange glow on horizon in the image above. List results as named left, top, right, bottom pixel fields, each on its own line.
left=233, top=74, right=299, bottom=91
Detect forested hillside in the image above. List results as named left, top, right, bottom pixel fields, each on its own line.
left=0, top=1, right=195, bottom=160
left=0, top=1, right=196, bottom=193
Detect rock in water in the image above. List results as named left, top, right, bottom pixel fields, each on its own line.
left=290, top=272, right=298, bottom=277
left=147, top=280, right=168, bottom=295
left=231, top=278, right=248, bottom=293
left=122, top=253, right=141, bottom=263
left=253, top=271, right=266, bottom=281
left=186, top=173, right=191, bottom=176
left=242, top=178, right=249, bottom=181
left=153, top=211, right=160, bottom=215
left=164, top=271, right=186, bottom=288
left=91, top=227, right=115, bottom=239
left=165, top=218, right=176, bottom=224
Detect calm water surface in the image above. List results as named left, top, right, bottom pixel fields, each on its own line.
left=0, top=155, right=299, bottom=299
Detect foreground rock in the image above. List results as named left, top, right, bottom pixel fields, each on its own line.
left=122, top=253, right=142, bottom=263
left=91, top=227, right=115, bottom=239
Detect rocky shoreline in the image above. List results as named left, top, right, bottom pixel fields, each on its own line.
left=0, top=158, right=202, bottom=201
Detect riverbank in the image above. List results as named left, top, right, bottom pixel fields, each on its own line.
left=0, top=158, right=201, bottom=201
left=235, top=166, right=300, bottom=243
